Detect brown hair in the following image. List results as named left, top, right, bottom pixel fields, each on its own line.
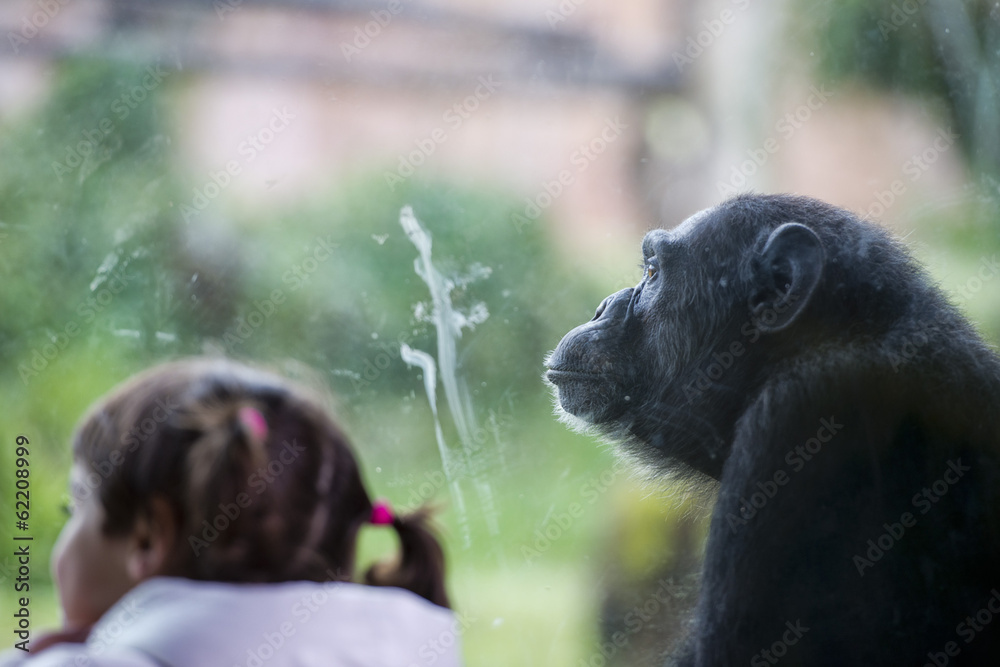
left=71, top=357, right=449, bottom=608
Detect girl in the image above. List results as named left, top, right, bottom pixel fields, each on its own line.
left=1, top=358, right=461, bottom=666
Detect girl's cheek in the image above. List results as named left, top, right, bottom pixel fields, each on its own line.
left=51, top=525, right=69, bottom=585
left=50, top=521, right=78, bottom=620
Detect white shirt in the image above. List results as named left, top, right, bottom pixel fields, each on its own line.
left=0, top=577, right=464, bottom=667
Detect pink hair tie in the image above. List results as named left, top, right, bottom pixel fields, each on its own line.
left=370, top=500, right=395, bottom=525
left=238, top=406, right=268, bottom=441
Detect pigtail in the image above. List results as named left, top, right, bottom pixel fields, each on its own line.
left=185, top=402, right=269, bottom=515
left=364, top=505, right=450, bottom=609
left=180, top=398, right=278, bottom=578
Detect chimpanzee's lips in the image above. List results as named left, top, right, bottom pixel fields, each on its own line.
left=545, top=368, right=603, bottom=385
left=545, top=367, right=624, bottom=424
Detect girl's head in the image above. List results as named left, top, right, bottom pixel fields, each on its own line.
left=53, top=358, right=448, bottom=629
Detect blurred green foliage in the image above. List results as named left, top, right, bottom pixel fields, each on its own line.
left=229, top=177, right=594, bottom=409
left=0, top=59, right=180, bottom=362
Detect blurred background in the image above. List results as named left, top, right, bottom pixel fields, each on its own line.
left=0, top=0, right=998, bottom=665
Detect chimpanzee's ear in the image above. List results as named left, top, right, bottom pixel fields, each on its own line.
left=749, top=223, right=824, bottom=334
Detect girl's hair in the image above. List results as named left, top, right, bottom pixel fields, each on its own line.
left=72, top=357, right=449, bottom=608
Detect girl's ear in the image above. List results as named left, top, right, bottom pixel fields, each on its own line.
left=125, top=497, right=177, bottom=583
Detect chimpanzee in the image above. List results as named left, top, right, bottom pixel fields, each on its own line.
left=546, top=193, right=1000, bottom=666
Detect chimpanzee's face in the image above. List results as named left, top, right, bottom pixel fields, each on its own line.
left=545, top=200, right=825, bottom=477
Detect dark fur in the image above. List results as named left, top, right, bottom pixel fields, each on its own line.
left=546, top=194, right=1000, bottom=665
